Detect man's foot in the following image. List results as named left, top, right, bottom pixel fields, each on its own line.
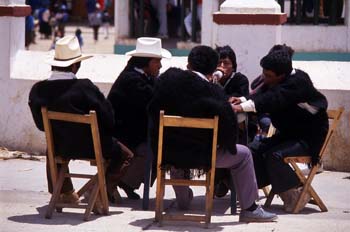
left=118, top=182, right=140, bottom=200
left=279, top=188, right=299, bottom=212
left=83, top=189, right=105, bottom=214
left=92, top=197, right=104, bottom=215
left=239, top=205, right=278, bottom=223
left=177, top=188, right=193, bottom=210
left=284, top=187, right=311, bottom=213
left=214, top=181, right=229, bottom=198
left=279, top=187, right=310, bottom=213
left=107, top=187, right=123, bottom=204
left=59, top=190, right=80, bottom=204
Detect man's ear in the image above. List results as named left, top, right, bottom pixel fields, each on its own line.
left=187, top=63, right=191, bottom=70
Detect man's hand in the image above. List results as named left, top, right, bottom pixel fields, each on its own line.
left=231, top=104, right=243, bottom=113
left=228, top=97, right=241, bottom=104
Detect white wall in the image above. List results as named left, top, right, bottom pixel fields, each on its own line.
left=282, top=25, right=348, bottom=52
left=114, top=0, right=129, bottom=40
left=213, top=24, right=282, bottom=80
left=202, top=0, right=220, bottom=46
left=203, top=0, right=350, bottom=53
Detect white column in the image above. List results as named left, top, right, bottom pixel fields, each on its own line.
left=0, top=0, right=26, bottom=80
left=114, top=0, right=129, bottom=42
left=212, top=0, right=285, bottom=81
left=345, top=0, right=350, bottom=52
left=201, top=0, right=220, bottom=46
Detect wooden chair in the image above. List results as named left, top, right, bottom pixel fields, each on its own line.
left=41, top=107, right=109, bottom=221
left=155, top=111, right=219, bottom=227
left=264, top=107, right=344, bottom=213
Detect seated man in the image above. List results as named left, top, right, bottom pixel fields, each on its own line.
left=214, top=45, right=250, bottom=198
left=28, top=36, right=133, bottom=205
left=232, top=47, right=329, bottom=212
left=215, top=45, right=249, bottom=98
left=148, top=45, right=277, bottom=223
left=107, top=37, right=171, bottom=200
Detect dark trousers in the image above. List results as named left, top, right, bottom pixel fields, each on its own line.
left=92, top=25, right=100, bottom=41
left=46, top=139, right=133, bottom=194
left=251, top=136, right=310, bottom=194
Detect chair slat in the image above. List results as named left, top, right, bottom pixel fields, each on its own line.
left=284, top=156, right=311, bottom=164
left=47, top=111, right=92, bottom=124
left=163, top=115, right=216, bottom=129
left=164, top=179, right=207, bottom=186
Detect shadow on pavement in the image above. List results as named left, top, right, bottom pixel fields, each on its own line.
left=129, top=217, right=243, bottom=231
left=7, top=205, right=123, bottom=226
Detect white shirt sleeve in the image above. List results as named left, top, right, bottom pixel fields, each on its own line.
left=239, top=97, right=247, bottom=102
left=240, top=100, right=256, bottom=112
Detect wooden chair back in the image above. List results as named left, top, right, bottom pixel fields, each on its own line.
left=41, top=107, right=109, bottom=221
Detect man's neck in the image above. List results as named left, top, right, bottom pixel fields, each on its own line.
left=192, top=70, right=209, bottom=82
left=48, top=71, right=76, bottom=81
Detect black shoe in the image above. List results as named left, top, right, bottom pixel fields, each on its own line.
left=214, top=181, right=229, bottom=198
left=118, top=181, right=141, bottom=200
left=107, top=187, right=122, bottom=204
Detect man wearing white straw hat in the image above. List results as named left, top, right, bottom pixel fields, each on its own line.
left=28, top=35, right=134, bottom=206
left=108, top=37, right=171, bottom=199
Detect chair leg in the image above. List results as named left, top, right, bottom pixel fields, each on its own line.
left=262, top=186, right=270, bottom=197
left=205, top=171, right=215, bottom=228
left=77, top=176, right=95, bottom=197
left=45, top=164, right=67, bottom=219
left=143, top=151, right=152, bottom=210
left=84, top=181, right=99, bottom=221
left=291, top=162, right=328, bottom=213
left=264, top=191, right=275, bottom=207
left=158, top=170, right=166, bottom=226
left=205, top=172, right=211, bottom=227
left=309, top=187, right=328, bottom=212
left=229, top=174, right=237, bottom=215
left=293, top=184, right=327, bottom=213
left=155, top=168, right=164, bottom=223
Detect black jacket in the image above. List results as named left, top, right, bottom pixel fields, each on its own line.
left=250, top=69, right=329, bottom=163
left=220, top=72, right=249, bottom=98
left=29, top=78, right=118, bottom=159
left=107, top=66, right=156, bottom=148
left=148, top=68, right=238, bottom=169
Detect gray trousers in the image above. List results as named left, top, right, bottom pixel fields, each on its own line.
left=171, top=144, right=259, bottom=210
left=121, top=142, right=148, bottom=189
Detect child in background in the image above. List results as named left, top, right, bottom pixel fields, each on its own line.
left=102, top=9, right=110, bottom=39
left=75, top=28, right=84, bottom=47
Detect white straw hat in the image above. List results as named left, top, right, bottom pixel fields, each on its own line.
left=125, top=37, right=172, bottom=59
left=46, top=36, right=92, bottom=67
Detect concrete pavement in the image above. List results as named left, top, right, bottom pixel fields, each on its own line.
left=1, top=151, right=350, bottom=232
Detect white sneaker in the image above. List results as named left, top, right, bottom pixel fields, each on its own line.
left=239, top=205, right=278, bottom=222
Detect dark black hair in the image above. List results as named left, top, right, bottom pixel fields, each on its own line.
left=260, top=50, right=292, bottom=76
left=125, top=56, right=153, bottom=70
left=75, top=28, right=82, bottom=36
left=188, top=46, right=219, bottom=75
left=215, top=45, right=237, bottom=72
left=269, top=44, right=295, bottom=58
